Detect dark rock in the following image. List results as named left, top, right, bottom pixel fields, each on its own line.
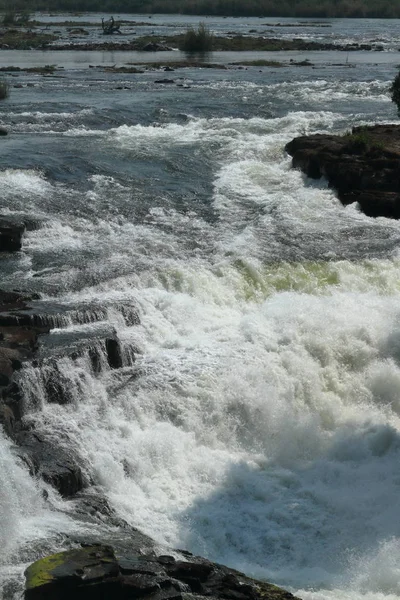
left=16, top=430, right=85, bottom=497
left=43, top=364, right=72, bottom=404
left=0, top=126, right=8, bottom=135
left=106, top=337, right=123, bottom=369
left=67, top=28, right=89, bottom=35
left=154, top=78, right=175, bottom=84
left=285, top=124, right=400, bottom=219
left=0, top=217, right=25, bottom=251
left=88, top=346, right=102, bottom=373
left=25, top=545, right=300, bottom=600
left=1, top=380, right=23, bottom=435
left=0, top=402, right=16, bottom=437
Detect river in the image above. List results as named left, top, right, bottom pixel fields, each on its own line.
left=1, top=14, right=400, bottom=600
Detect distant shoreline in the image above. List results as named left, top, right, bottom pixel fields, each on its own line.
left=3, top=1, right=400, bottom=19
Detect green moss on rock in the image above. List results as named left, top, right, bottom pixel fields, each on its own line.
left=25, top=551, right=67, bottom=591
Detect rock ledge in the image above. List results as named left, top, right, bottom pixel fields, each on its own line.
left=285, top=124, right=400, bottom=219
left=25, top=545, right=299, bottom=600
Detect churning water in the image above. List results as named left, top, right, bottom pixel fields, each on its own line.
left=1, top=16, right=400, bottom=600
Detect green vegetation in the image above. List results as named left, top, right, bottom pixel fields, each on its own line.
left=390, top=71, right=400, bottom=115
left=0, top=64, right=57, bottom=72
left=180, top=22, right=213, bottom=52
left=135, top=34, right=342, bottom=52
left=1, top=0, right=400, bottom=17
left=2, top=9, right=31, bottom=25
left=0, top=30, right=57, bottom=48
left=343, top=129, right=385, bottom=153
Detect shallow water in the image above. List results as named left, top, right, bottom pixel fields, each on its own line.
left=1, top=15, right=400, bottom=600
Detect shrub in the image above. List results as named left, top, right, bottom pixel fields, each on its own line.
left=2, top=10, right=31, bottom=27
left=180, top=22, right=213, bottom=53
left=343, top=129, right=384, bottom=154
left=0, top=80, right=9, bottom=100
left=390, top=70, right=400, bottom=114
left=2, top=11, right=16, bottom=26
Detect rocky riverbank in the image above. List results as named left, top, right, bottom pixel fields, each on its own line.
left=285, top=124, right=400, bottom=219
left=0, top=216, right=139, bottom=498
left=24, top=545, right=299, bottom=600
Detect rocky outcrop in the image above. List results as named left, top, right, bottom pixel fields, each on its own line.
left=25, top=545, right=299, bottom=600
left=0, top=287, right=137, bottom=497
left=285, top=124, right=400, bottom=219
left=16, top=430, right=85, bottom=497
left=0, top=290, right=50, bottom=436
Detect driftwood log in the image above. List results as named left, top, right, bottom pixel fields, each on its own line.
left=101, top=16, right=121, bottom=35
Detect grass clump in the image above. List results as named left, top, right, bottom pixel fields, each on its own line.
left=0, top=79, right=9, bottom=100
left=180, top=23, right=213, bottom=53
left=343, top=128, right=384, bottom=154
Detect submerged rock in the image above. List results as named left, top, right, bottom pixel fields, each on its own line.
left=0, top=216, right=25, bottom=251
left=25, top=545, right=299, bottom=600
left=154, top=78, right=175, bottom=84
left=285, top=124, right=400, bottom=219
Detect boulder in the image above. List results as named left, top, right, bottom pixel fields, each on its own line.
left=25, top=545, right=300, bottom=600
left=16, top=430, right=85, bottom=497
left=285, top=124, right=400, bottom=219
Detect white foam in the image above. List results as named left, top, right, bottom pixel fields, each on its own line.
left=0, top=429, right=78, bottom=567
left=7, top=96, right=400, bottom=600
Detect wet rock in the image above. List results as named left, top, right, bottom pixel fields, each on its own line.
left=67, top=28, right=89, bottom=35
left=1, top=381, right=23, bottom=436
left=43, top=364, right=72, bottom=404
left=106, top=337, right=123, bottom=369
left=285, top=124, right=400, bottom=219
left=25, top=545, right=300, bottom=600
left=155, top=78, right=175, bottom=84
left=0, top=346, right=22, bottom=385
left=0, top=126, right=7, bottom=135
left=0, top=216, right=25, bottom=251
left=0, top=290, right=52, bottom=437
left=0, top=402, right=16, bottom=437
left=16, top=430, right=85, bottom=497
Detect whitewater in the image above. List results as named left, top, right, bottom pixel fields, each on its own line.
left=1, top=16, right=400, bottom=600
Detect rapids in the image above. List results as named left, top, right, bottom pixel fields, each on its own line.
left=1, top=15, right=400, bottom=600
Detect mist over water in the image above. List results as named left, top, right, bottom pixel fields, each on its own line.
left=1, top=16, right=400, bottom=600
